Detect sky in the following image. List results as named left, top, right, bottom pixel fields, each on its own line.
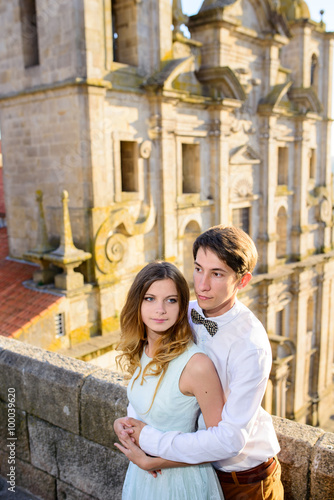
left=181, top=0, right=334, bottom=159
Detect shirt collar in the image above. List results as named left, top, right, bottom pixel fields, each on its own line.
left=193, top=298, right=242, bottom=327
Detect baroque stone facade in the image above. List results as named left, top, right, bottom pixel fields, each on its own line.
left=0, top=0, right=333, bottom=426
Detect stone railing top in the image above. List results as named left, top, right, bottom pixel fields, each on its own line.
left=0, top=335, right=333, bottom=500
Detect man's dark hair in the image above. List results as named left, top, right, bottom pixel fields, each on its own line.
left=193, top=225, right=258, bottom=277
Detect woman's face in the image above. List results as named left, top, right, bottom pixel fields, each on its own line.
left=141, top=278, right=180, bottom=339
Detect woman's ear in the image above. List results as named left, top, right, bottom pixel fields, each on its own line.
left=237, top=272, right=252, bottom=289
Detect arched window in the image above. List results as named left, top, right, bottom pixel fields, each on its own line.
left=276, top=207, right=287, bottom=259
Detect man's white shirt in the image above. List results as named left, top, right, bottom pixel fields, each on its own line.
left=137, top=298, right=280, bottom=471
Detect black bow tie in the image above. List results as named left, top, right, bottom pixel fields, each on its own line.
left=191, top=309, right=218, bottom=336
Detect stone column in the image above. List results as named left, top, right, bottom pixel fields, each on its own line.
left=288, top=267, right=311, bottom=423
left=291, top=119, right=310, bottom=259
left=316, top=261, right=334, bottom=425
left=258, top=115, right=278, bottom=272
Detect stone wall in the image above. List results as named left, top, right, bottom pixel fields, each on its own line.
left=0, top=336, right=333, bottom=500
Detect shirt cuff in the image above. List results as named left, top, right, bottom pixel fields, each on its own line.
left=139, top=425, right=162, bottom=456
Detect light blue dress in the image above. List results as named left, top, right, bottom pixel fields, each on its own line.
left=122, top=342, right=224, bottom=500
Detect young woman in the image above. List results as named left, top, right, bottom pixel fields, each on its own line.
left=114, top=261, right=225, bottom=500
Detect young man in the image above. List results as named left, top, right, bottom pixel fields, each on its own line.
left=116, top=225, right=284, bottom=499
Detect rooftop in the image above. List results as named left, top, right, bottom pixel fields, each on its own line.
left=0, top=227, right=63, bottom=338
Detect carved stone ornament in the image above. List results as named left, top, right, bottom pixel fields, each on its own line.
left=319, top=198, right=331, bottom=223
left=234, top=178, right=253, bottom=198
left=94, top=195, right=156, bottom=275
left=139, top=140, right=152, bottom=159
left=105, top=233, right=127, bottom=263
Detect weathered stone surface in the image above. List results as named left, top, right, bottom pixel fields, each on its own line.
left=0, top=449, right=56, bottom=500
left=57, top=479, right=99, bottom=500
left=28, top=416, right=59, bottom=476
left=310, top=432, right=334, bottom=500
left=273, top=416, right=325, bottom=499
left=0, top=399, right=30, bottom=461
left=80, top=368, right=128, bottom=448
left=28, top=416, right=127, bottom=499
left=0, top=337, right=97, bottom=433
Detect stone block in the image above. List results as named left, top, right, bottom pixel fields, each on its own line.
left=28, top=416, right=127, bottom=499
left=55, top=270, right=84, bottom=291
left=80, top=368, right=127, bottom=449
left=273, top=416, right=325, bottom=500
left=0, top=337, right=97, bottom=434
left=57, top=479, right=99, bottom=500
left=0, top=400, right=30, bottom=461
left=28, top=416, right=59, bottom=477
left=310, top=432, right=334, bottom=499
left=0, top=449, right=56, bottom=500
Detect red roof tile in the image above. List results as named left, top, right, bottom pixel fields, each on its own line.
left=0, top=227, right=63, bottom=338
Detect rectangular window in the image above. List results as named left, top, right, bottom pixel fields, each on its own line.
left=120, top=141, right=138, bottom=192
left=19, top=0, right=40, bottom=68
left=276, top=310, right=284, bottom=336
left=232, top=207, right=250, bottom=234
left=182, top=144, right=200, bottom=194
left=112, top=0, right=138, bottom=66
left=55, top=313, right=65, bottom=338
left=277, top=147, right=288, bottom=185
left=309, top=149, right=316, bottom=179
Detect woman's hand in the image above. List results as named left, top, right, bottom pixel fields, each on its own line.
left=113, top=417, right=135, bottom=442
left=114, top=431, right=162, bottom=476
left=113, top=416, right=146, bottom=446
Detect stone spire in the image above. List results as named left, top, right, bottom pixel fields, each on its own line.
left=44, top=190, right=91, bottom=291
left=172, top=0, right=188, bottom=35
left=24, top=190, right=57, bottom=285
left=31, top=190, right=54, bottom=254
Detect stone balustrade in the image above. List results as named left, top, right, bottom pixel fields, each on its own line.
left=0, top=336, right=333, bottom=499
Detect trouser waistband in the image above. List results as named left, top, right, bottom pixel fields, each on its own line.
left=216, top=457, right=277, bottom=485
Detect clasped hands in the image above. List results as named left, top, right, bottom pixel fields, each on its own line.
left=114, top=417, right=162, bottom=477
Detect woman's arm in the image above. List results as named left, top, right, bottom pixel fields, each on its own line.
left=114, top=429, right=192, bottom=471
left=179, top=353, right=225, bottom=428
left=114, top=411, right=192, bottom=471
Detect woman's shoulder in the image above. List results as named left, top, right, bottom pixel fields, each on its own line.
left=169, top=342, right=203, bottom=372
left=186, top=341, right=204, bottom=356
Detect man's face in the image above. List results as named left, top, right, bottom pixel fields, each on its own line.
left=193, top=247, right=245, bottom=318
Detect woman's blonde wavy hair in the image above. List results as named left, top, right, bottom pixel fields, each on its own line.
left=116, top=261, right=193, bottom=410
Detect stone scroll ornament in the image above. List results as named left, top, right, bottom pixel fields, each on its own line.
left=94, top=194, right=156, bottom=275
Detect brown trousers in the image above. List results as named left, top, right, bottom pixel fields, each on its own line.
left=217, top=460, right=284, bottom=500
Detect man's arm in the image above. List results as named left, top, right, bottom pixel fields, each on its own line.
left=136, top=348, right=271, bottom=463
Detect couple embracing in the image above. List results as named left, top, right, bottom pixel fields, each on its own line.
left=114, top=225, right=284, bottom=500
